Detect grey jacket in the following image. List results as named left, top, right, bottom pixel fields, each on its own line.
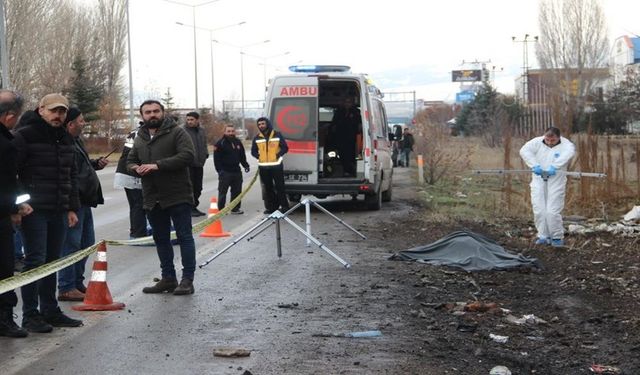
left=127, top=117, right=195, bottom=210
left=182, top=125, right=209, bottom=167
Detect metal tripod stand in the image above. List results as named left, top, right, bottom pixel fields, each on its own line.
left=199, top=198, right=365, bottom=269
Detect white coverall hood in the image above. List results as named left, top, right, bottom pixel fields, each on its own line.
left=519, top=136, right=576, bottom=240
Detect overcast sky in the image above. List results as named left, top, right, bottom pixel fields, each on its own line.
left=122, top=0, right=640, bottom=109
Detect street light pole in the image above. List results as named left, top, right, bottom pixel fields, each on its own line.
left=177, top=21, right=246, bottom=114
left=191, top=7, right=199, bottom=110
left=125, top=0, right=135, bottom=127
left=0, top=0, right=10, bottom=88
left=237, top=40, right=270, bottom=132
left=512, top=34, right=538, bottom=104
left=256, top=51, right=290, bottom=102
left=163, top=0, right=219, bottom=110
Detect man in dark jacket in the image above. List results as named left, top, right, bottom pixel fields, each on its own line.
left=251, top=117, right=289, bottom=214
left=13, top=93, right=83, bottom=333
left=0, top=89, right=32, bottom=338
left=401, top=127, right=415, bottom=168
left=331, top=96, right=361, bottom=176
left=57, top=108, right=108, bottom=302
left=182, top=111, right=209, bottom=217
left=114, top=125, right=148, bottom=238
left=214, top=125, right=250, bottom=214
left=127, top=100, right=197, bottom=295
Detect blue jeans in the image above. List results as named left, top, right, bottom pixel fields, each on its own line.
left=147, top=203, right=196, bottom=280
left=20, top=210, right=67, bottom=316
left=402, top=148, right=412, bottom=167
left=58, top=206, right=94, bottom=293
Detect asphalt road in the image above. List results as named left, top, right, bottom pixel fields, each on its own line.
left=1, top=155, right=274, bottom=373
left=1, top=153, right=402, bottom=375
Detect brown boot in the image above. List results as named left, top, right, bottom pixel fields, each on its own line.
left=173, top=279, right=194, bottom=295
left=142, top=278, right=178, bottom=294
left=58, top=289, right=85, bottom=302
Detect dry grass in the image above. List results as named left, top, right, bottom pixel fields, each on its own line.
left=417, top=134, right=640, bottom=221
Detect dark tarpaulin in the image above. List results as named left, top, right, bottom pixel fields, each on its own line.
left=389, top=231, right=542, bottom=272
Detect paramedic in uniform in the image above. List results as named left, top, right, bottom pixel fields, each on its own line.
left=519, top=126, right=575, bottom=247
left=331, top=96, right=361, bottom=176
left=251, top=117, right=289, bottom=214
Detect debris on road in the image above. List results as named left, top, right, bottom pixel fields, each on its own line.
left=489, top=333, right=509, bottom=344
left=312, top=330, right=382, bottom=338
left=212, top=347, right=251, bottom=358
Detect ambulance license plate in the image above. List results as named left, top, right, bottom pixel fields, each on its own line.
left=285, top=173, right=309, bottom=182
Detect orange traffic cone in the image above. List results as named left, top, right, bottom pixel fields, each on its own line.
left=72, top=242, right=125, bottom=311
left=200, top=197, right=231, bottom=238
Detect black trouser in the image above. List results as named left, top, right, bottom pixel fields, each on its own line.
left=125, top=188, right=147, bottom=238
left=189, top=166, right=204, bottom=207
left=259, top=165, right=289, bottom=211
left=217, top=171, right=243, bottom=211
left=0, top=217, right=17, bottom=310
left=338, top=141, right=356, bottom=175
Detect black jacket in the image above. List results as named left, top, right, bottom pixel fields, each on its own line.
left=73, top=136, right=104, bottom=207
left=0, top=123, right=19, bottom=217
left=13, top=110, right=80, bottom=212
left=213, top=136, right=249, bottom=173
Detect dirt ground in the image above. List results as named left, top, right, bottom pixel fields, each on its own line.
left=282, top=168, right=640, bottom=375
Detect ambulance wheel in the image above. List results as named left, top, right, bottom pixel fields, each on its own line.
left=288, top=194, right=301, bottom=203
left=365, top=188, right=382, bottom=211
left=381, top=182, right=392, bottom=202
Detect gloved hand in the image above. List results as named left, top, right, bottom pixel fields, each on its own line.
left=532, top=165, right=543, bottom=176
left=547, top=165, right=557, bottom=176
left=244, top=167, right=250, bottom=173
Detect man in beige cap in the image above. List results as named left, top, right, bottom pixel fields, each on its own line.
left=13, top=93, right=83, bottom=333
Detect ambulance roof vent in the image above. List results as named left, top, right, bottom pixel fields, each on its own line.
left=288, top=65, right=351, bottom=73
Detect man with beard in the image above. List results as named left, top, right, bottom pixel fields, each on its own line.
left=127, top=100, right=197, bottom=295
left=13, top=93, right=83, bottom=332
left=213, top=125, right=250, bottom=214
left=251, top=117, right=289, bottom=214
left=182, top=112, right=209, bottom=217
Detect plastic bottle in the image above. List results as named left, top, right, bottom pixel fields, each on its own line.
left=345, top=330, right=382, bottom=338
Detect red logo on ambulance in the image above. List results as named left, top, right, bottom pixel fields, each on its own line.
left=276, top=106, right=307, bottom=135
left=279, top=86, right=317, bottom=96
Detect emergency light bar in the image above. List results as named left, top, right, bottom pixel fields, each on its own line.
left=289, top=65, right=351, bottom=73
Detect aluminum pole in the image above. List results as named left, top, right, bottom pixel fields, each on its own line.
left=125, top=0, right=135, bottom=127
left=0, top=0, right=10, bottom=88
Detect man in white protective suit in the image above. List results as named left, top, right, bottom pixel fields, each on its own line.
left=519, top=126, right=575, bottom=247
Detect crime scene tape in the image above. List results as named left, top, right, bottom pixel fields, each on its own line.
left=0, top=242, right=102, bottom=295
left=0, top=171, right=259, bottom=295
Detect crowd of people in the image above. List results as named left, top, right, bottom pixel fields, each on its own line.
left=0, top=91, right=291, bottom=339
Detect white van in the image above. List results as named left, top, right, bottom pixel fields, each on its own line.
left=264, top=65, right=393, bottom=210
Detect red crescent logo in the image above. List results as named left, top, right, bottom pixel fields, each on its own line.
left=276, top=106, right=308, bottom=135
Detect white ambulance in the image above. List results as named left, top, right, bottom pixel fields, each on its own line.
left=264, top=65, right=393, bottom=210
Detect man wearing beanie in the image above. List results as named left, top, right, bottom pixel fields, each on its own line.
left=13, top=93, right=83, bottom=332
left=57, top=107, right=109, bottom=301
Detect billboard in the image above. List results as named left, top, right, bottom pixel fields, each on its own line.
left=455, top=90, right=475, bottom=104
left=452, top=70, right=482, bottom=82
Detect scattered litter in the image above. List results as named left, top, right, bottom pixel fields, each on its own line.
left=464, top=301, right=499, bottom=313
left=456, top=323, right=478, bottom=332
left=504, top=314, right=548, bottom=326
left=312, top=330, right=382, bottom=338
left=489, top=333, right=509, bottom=344
left=568, top=219, right=640, bottom=236
left=277, top=303, right=299, bottom=309
left=589, top=364, right=621, bottom=374
left=212, top=347, right=251, bottom=358
left=489, top=365, right=512, bottom=375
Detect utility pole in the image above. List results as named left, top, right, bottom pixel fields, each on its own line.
left=512, top=34, right=538, bottom=104
left=0, top=0, right=10, bottom=88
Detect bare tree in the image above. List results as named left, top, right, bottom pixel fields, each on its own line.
left=536, top=0, right=610, bottom=133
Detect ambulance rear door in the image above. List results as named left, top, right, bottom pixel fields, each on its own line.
left=268, top=76, right=319, bottom=184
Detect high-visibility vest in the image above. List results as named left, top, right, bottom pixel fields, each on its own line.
left=256, top=130, right=283, bottom=166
